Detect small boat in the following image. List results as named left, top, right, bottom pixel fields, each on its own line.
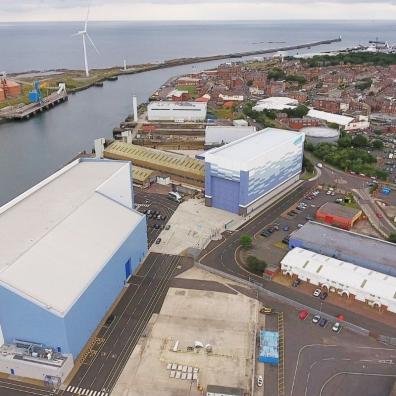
left=94, top=81, right=104, bottom=87
left=107, top=76, right=118, bottom=81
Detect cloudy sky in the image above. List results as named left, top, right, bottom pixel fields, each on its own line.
left=0, top=0, right=396, bottom=22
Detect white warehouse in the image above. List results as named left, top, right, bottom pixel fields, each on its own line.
left=281, top=248, right=396, bottom=314
left=147, top=101, right=207, bottom=122
left=205, top=125, right=257, bottom=147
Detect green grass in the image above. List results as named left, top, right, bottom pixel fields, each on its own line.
left=176, top=85, right=198, bottom=96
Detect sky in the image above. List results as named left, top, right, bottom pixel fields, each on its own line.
left=1, top=0, right=396, bottom=22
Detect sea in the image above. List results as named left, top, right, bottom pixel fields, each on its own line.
left=0, top=20, right=395, bottom=205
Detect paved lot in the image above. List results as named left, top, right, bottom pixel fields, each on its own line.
left=134, top=190, right=179, bottom=246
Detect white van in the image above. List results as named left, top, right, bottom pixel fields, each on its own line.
left=168, top=191, right=182, bottom=203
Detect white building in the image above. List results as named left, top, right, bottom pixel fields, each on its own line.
left=281, top=248, right=396, bottom=314
left=147, top=101, right=207, bottom=122
left=307, top=109, right=353, bottom=127
left=205, top=125, right=257, bottom=147
left=253, top=97, right=298, bottom=112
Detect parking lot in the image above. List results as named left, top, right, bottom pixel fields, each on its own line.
left=249, top=186, right=351, bottom=268
left=134, top=190, right=179, bottom=246
left=259, top=292, right=396, bottom=396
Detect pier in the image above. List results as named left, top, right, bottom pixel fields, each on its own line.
left=0, top=90, right=68, bottom=121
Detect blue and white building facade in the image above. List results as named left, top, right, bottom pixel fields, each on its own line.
left=0, top=159, right=147, bottom=368
left=204, top=128, right=305, bottom=215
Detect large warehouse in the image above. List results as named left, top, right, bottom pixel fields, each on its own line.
left=0, top=159, right=148, bottom=360
left=281, top=247, right=396, bottom=314
left=289, top=221, right=396, bottom=277
left=147, top=101, right=207, bottom=122
left=204, top=128, right=305, bottom=215
left=104, top=141, right=205, bottom=187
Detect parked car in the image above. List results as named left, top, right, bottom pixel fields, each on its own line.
left=257, top=375, right=263, bottom=387
left=335, top=198, right=343, bottom=204
left=299, top=310, right=309, bottom=320
left=319, top=291, right=328, bottom=301
left=319, top=318, right=328, bottom=327
left=155, top=238, right=161, bottom=244
left=165, top=225, right=171, bottom=230
left=282, top=236, right=290, bottom=244
left=317, top=163, right=323, bottom=168
left=105, top=314, right=116, bottom=327
left=313, top=288, right=322, bottom=297
left=260, top=306, right=273, bottom=315
left=283, top=226, right=290, bottom=231
left=312, top=314, right=321, bottom=324
left=156, top=214, right=162, bottom=220
left=376, top=212, right=383, bottom=219
left=332, top=322, right=342, bottom=333
left=261, top=230, right=271, bottom=237
left=297, top=224, right=304, bottom=228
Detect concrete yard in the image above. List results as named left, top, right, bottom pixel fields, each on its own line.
left=112, top=271, right=258, bottom=396
left=150, top=198, right=240, bottom=255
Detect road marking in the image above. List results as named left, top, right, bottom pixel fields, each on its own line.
left=320, top=372, right=396, bottom=396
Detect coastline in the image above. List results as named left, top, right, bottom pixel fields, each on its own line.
left=0, top=37, right=342, bottom=122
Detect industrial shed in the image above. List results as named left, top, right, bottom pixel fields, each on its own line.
left=281, top=248, right=396, bottom=313
left=289, top=221, right=396, bottom=277
left=132, top=166, right=157, bottom=188
left=147, top=101, right=207, bottom=122
left=316, top=202, right=362, bottom=230
left=104, top=141, right=205, bottom=187
left=204, top=128, right=304, bottom=215
left=0, top=159, right=148, bottom=360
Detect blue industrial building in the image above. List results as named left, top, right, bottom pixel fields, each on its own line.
left=0, top=159, right=147, bottom=359
left=289, top=221, right=396, bottom=277
left=204, top=128, right=305, bottom=215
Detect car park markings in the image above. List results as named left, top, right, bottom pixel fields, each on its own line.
left=65, top=386, right=108, bottom=396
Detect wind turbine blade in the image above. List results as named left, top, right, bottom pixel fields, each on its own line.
left=86, top=33, right=100, bottom=55
left=85, top=5, right=90, bottom=31
left=71, top=32, right=81, bottom=37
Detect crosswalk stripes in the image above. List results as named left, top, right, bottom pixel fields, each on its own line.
left=66, top=385, right=109, bottom=396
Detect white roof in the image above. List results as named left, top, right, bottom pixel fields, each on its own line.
left=166, top=89, right=188, bottom=98
left=147, top=101, right=207, bottom=111
left=205, top=126, right=256, bottom=145
left=0, top=159, right=143, bottom=317
left=253, top=97, right=298, bottom=111
left=307, top=109, right=353, bottom=126
left=282, top=248, right=396, bottom=304
left=205, top=128, right=304, bottom=171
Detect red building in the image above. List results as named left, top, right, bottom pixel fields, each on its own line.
left=316, top=202, right=362, bottom=230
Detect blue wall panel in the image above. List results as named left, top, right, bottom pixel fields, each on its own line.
left=64, top=216, right=147, bottom=357
left=0, top=286, right=69, bottom=353
left=211, top=176, right=240, bottom=214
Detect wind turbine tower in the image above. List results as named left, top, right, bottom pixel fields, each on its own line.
left=73, top=7, right=99, bottom=77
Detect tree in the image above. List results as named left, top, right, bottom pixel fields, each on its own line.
left=267, top=68, right=286, bottom=80
left=352, top=134, right=369, bottom=147
left=240, top=235, right=252, bottom=250
left=372, top=139, right=384, bottom=150
left=374, top=129, right=382, bottom=136
left=246, top=256, right=267, bottom=274
left=338, top=135, right=352, bottom=148
left=303, top=156, right=314, bottom=173
left=388, top=234, right=396, bottom=244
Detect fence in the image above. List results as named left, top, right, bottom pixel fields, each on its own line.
left=195, top=262, right=370, bottom=338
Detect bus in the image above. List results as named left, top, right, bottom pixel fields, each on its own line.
left=168, top=191, right=182, bottom=203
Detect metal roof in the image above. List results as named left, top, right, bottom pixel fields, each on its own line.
left=317, top=202, right=362, bottom=220
left=290, top=221, right=396, bottom=273
left=104, top=142, right=205, bottom=182
left=0, top=159, right=143, bottom=317
left=206, top=385, right=244, bottom=396
left=282, top=248, right=396, bottom=306
left=132, top=166, right=155, bottom=183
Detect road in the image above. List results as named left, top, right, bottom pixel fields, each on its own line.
left=199, top=182, right=396, bottom=338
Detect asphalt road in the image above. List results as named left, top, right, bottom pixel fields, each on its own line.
left=199, top=182, right=396, bottom=338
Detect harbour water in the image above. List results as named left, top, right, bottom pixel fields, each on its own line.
left=1, top=20, right=396, bottom=205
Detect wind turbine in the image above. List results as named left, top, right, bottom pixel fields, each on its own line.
left=73, top=6, right=99, bottom=77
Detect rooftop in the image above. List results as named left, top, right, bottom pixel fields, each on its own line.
left=148, top=101, right=207, bottom=110
left=205, top=128, right=304, bottom=169
left=307, top=109, right=353, bottom=126
left=282, top=248, right=396, bottom=303
left=104, top=141, right=205, bottom=182
left=0, top=159, right=143, bottom=316
left=290, top=221, right=396, bottom=272
left=317, top=202, right=362, bottom=220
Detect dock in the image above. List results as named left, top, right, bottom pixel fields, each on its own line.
left=0, top=90, right=68, bottom=121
